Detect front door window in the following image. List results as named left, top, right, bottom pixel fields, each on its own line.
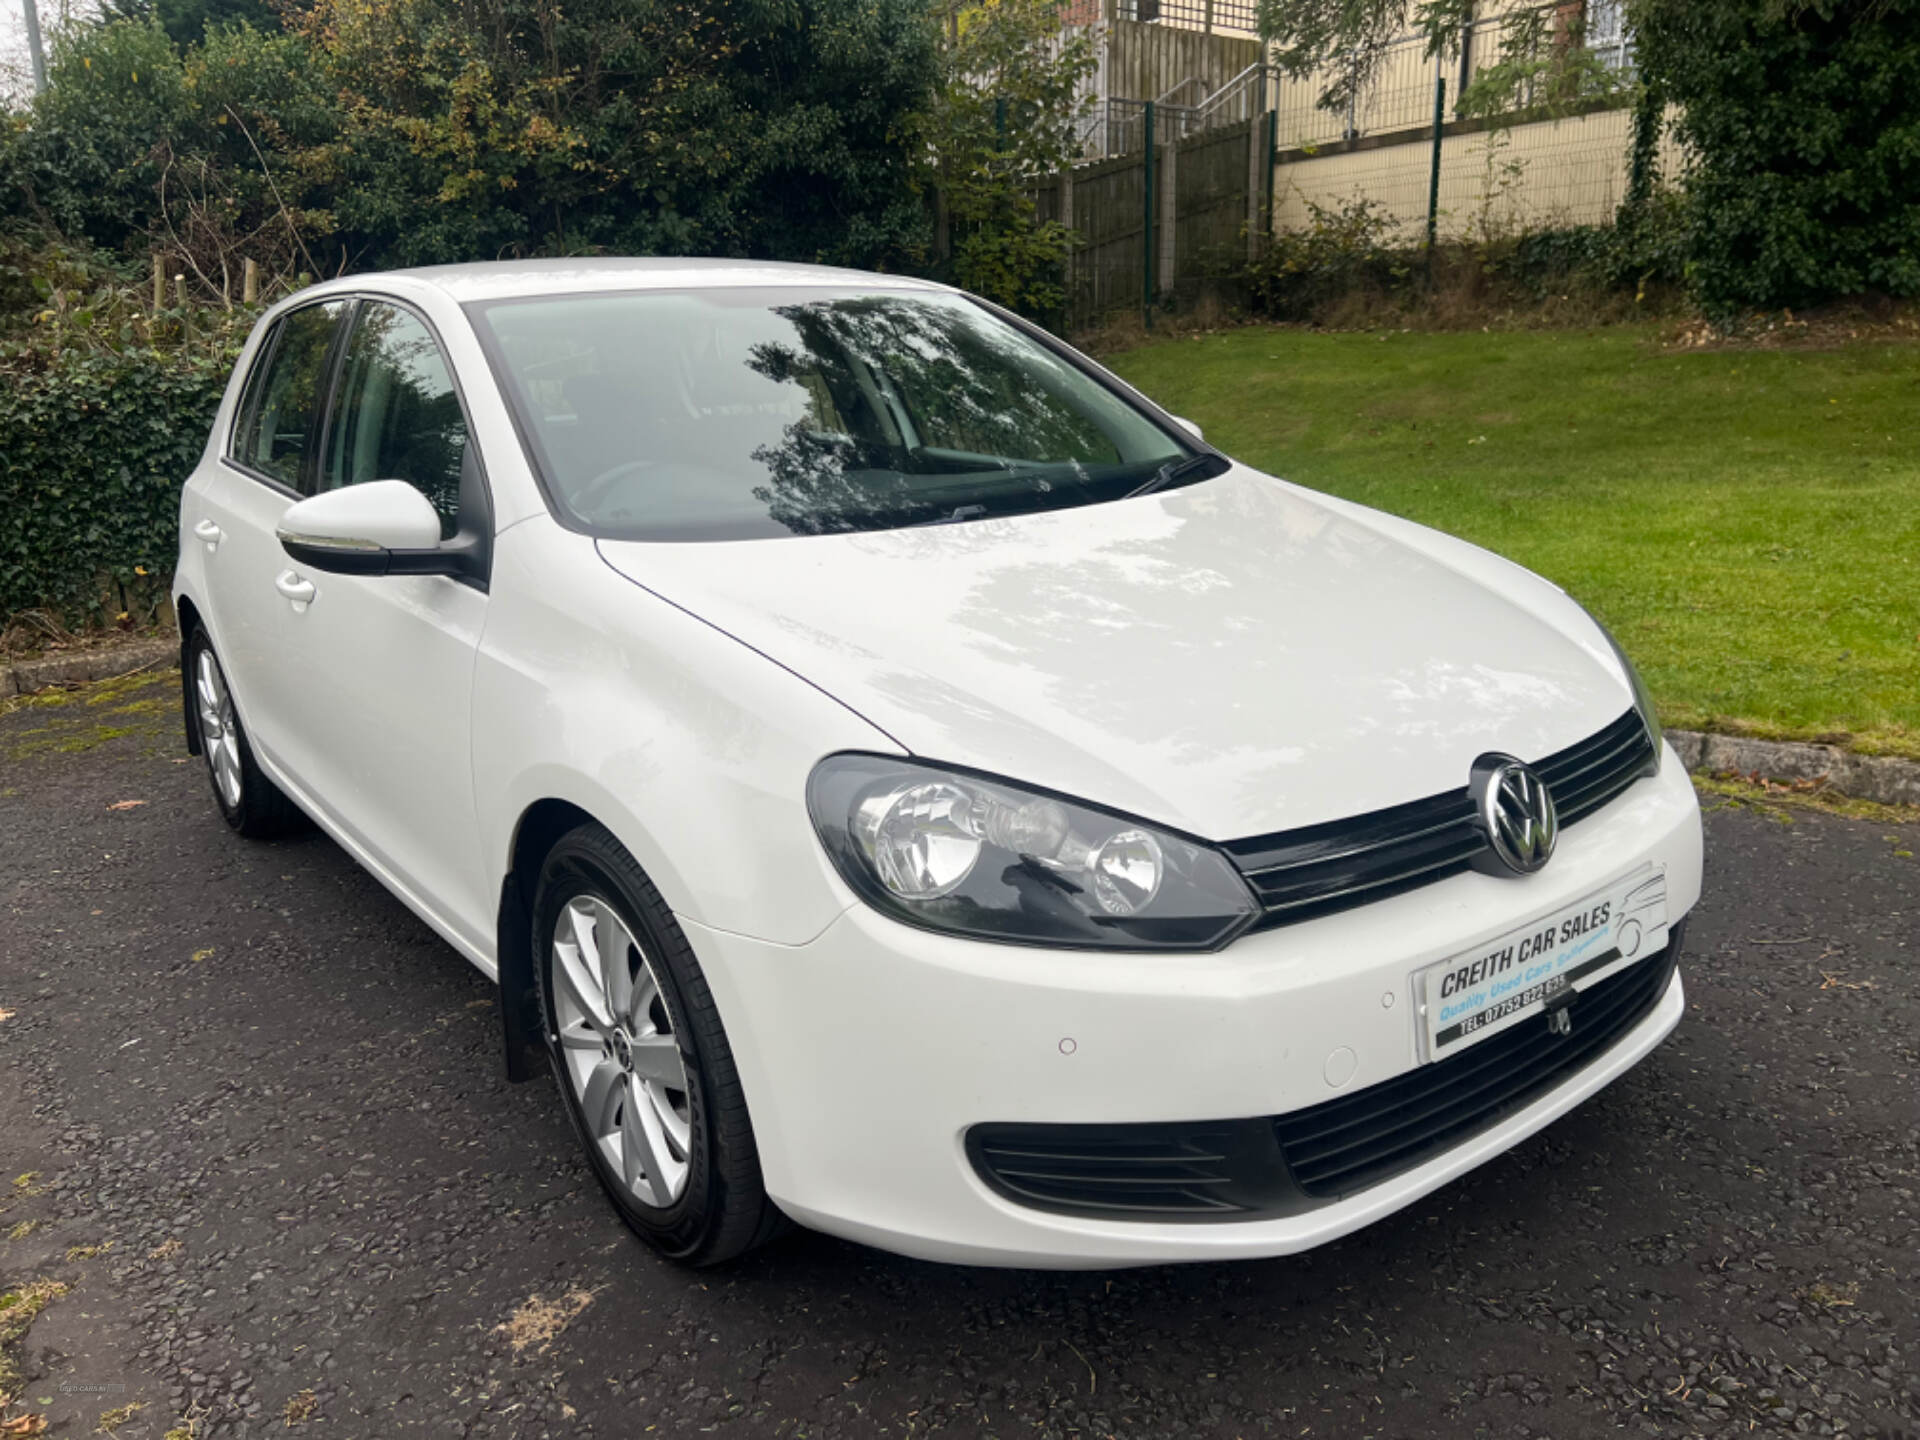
left=320, top=303, right=469, bottom=539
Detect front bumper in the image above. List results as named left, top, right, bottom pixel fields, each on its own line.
left=686, top=749, right=1703, bottom=1268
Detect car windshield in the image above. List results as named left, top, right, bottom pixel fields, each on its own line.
left=468, top=287, right=1211, bottom=541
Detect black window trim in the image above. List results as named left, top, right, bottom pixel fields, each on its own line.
left=459, top=283, right=1222, bottom=544
left=222, top=288, right=496, bottom=589
left=222, top=295, right=352, bottom=499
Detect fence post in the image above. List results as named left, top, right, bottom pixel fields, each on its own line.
left=1142, top=101, right=1155, bottom=329
left=1245, top=112, right=1262, bottom=262
left=1060, top=164, right=1076, bottom=333
left=1158, top=126, right=1177, bottom=300
left=1425, top=74, right=1446, bottom=260
left=1265, top=108, right=1277, bottom=247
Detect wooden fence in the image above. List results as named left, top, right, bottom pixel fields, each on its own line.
left=1037, top=112, right=1269, bottom=332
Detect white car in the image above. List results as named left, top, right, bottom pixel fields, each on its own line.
left=172, top=259, right=1702, bottom=1268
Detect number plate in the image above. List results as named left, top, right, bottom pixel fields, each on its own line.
left=1416, top=864, right=1669, bottom=1061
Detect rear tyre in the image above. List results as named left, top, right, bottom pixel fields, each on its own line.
left=186, top=628, right=304, bottom=838
left=532, top=823, right=785, bottom=1266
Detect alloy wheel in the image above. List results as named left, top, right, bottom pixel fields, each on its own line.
left=549, top=894, right=693, bottom=1208
left=194, top=648, right=243, bottom=811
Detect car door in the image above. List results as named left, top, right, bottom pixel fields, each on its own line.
left=191, top=299, right=351, bottom=769
left=261, top=298, right=496, bottom=953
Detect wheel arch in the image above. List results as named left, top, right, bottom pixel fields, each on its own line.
left=176, top=592, right=205, bottom=757
left=494, top=796, right=608, bottom=1084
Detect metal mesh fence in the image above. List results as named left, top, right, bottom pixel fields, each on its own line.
left=1270, top=12, right=1636, bottom=152
left=1036, top=1, right=1681, bottom=328
left=1273, top=106, right=1668, bottom=243
left=1264, top=7, right=1668, bottom=243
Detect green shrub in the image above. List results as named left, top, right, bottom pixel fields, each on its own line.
left=0, top=341, right=237, bottom=624
left=1243, top=197, right=1408, bottom=321
left=0, top=20, right=187, bottom=251
left=1240, top=186, right=1693, bottom=324
left=286, top=0, right=940, bottom=272
left=1489, top=192, right=1691, bottom=299
left=1630, top=0, right=1920, bottom=316
left=0, top=243, right=249, bottom=624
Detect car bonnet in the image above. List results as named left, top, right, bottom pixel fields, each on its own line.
left=596, top=465, right=1636, bottom=841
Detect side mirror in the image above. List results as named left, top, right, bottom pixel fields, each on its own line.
left=277, top=480, right=451, bottom=576
left=1173, top=416, right=1204, bottom=443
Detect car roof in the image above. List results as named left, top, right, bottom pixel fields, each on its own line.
left=365, top=257, right=956, bottom=305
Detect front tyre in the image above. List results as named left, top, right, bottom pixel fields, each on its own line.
left=532, top=823, right=784, bottom=1265
left=186, top=629, right=304, bottom=838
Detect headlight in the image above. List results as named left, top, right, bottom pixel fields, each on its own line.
left=1590, top=613, right=1664, bottom=771
left=808, top=755, right=1259, bottom=950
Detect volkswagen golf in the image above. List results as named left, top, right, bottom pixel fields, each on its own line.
left=173, top=258, right=1702, bottom=1268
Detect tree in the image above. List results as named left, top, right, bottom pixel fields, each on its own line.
left=286, top=0, right=942, bottom=270
left=108, top=0, right=282, bottom=48
left=918, top=0, right=1095, bottom=317
left=3, top=0, right=947, bottom=278
left=1253, top=0, right=1622, bottom=122
left=1, top=20, right=187, bottom=249
left=1627, top=0, right=1920, bottom=313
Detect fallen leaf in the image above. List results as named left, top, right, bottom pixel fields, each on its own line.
left=0, top=1007, right=13, bottom=1023
left=1, top=1415, right=49, bottom=1436
left=191, top=948, right=214, bottom=963
left=107, top=799, right=146, bottom=811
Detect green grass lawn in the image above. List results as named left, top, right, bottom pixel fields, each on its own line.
left=1106, top=324, right=1920, bottom=758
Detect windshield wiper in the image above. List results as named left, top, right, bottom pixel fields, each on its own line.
left=1125, top=452, right=1221, bottom=500
left=911, top=503, right=990, bottom=527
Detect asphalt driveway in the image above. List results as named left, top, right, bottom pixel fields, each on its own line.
left=1, top=670, right=1915, bottom=1439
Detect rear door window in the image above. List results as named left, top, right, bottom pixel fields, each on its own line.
left=231, top=301, right=348, bottom=488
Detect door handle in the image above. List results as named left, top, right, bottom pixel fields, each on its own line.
left=274, top=570, right=317, bottom=607
left=194, top=519, right=223, bottom=549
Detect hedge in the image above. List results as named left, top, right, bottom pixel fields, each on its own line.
left=1632, top=0, right=1920, bottom=317
left=0, top=339, right=239, bottom=623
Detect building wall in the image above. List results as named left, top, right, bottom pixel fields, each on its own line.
left=1272, top=106, right=1685, bottom=241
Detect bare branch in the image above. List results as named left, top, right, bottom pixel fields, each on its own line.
left=223, top=103, right=322, bottom=281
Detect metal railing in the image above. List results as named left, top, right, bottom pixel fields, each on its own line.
left=1192, top=61, right=1269, bottom=128
left=1079, top=97, right=1199, bottom=158
left=1117, top=0, right=1259, bottom=37
left=1076, top=65, right=1270, bottom=160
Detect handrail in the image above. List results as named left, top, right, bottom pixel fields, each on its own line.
left=1155, top=76, right=1208, bottom=107
left=1194, top=61, right=1263, bottom=120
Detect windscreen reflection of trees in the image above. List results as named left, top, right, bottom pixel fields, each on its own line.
left=744, top=300, right=1118, bottom=536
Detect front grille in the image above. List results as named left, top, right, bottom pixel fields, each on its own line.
left=1271, top=940, right=1678, bottom=1198
left=1532, top=709, right=1658, bottom=823
left=1224, top=709, right=1655, bottom=929
left=966, top=934, right=1681, bottom=1223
